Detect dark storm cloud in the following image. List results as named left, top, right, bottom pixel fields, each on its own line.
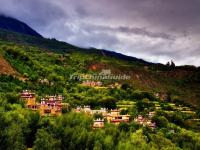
left=80, top=0, right=200, bottom=37
left=0, top=0, right=66, bottom=27
left=0, top=0, right=200, bottom=66
left=117, top=27, right=173, bottom=40
left=68, top=23, right=173, bottom=40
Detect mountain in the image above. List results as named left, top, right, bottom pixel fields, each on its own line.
left=0, top=25, right=151, bottom=65
left=0, top=16, right=200, bottom=107
left=0, top=15, right=42, bottom=38
left=0, top=14, right=152, bottom=65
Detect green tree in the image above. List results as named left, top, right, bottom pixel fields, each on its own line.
left=152, top=116, right=169, bottom=128
left=100, top=97, right=117, bottom=109
left=33, top=129, right=61, bottom=150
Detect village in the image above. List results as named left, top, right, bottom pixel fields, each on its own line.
left=20, top=80, right=199, bottom=130
left=20, top=76, right=200, bottom=131
left=75, top=106, right=156, bottom=129
left=21, top=90, right=66, bottom=116
left=20, top=89, right=157, bottom=129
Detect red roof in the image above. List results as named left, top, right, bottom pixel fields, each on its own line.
left=111, top=119, right=129, bottom=123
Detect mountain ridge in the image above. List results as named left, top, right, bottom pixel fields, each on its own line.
left=0, top=15, right=42, bottom=38
left=0, top=27, right=152, bottom=66
left=0, top=14, right=157, bottom=65
left=0, top=16, right=200, bottom=106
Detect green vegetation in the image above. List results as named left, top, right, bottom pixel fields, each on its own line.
left=1, top=92, right=200, bottom=150
left=0, top=29, right=200, bottom=149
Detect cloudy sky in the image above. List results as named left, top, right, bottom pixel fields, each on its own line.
left=0, top=0, right=200, bottom=66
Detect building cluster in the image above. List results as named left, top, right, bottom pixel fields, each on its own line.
left=108, top=82, right=121, bottom=89
left=81, top=80, right=103, bottom=87
left=21, top=90, right=38, bottom=110
left=81, top=80, right=122, bottom=89
left=75, top=106, right=107, bottom=115
left=134, top=112, right=156, bottom=129
left=21, top=90, right=156, bottom=129
left=106, top=109, right=130, bottom=124
left=75, top=106, right=130, bottom=128
left=40, top=95, right=63, bottom=116
left=93, top=119, right=105, bottom=129
left=20, top=90, right=65, bottom=116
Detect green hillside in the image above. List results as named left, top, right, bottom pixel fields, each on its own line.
left=1, top=29, right=200, bottom=149
left=0, top=29, right=200, bottom=106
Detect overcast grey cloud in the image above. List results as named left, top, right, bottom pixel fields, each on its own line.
left=0, top=0, right=200, bottom=66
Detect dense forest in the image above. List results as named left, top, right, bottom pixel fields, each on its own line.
left=1, top=74, right=200, bottom=150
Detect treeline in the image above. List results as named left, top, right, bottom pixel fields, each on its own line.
left=1, top=94, right=200, bottom=150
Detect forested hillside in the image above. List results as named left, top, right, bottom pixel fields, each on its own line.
left=0, top=27, right=200, bottom=150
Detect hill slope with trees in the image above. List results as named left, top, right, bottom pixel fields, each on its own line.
left=0, top=19, right=200, bottom=150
